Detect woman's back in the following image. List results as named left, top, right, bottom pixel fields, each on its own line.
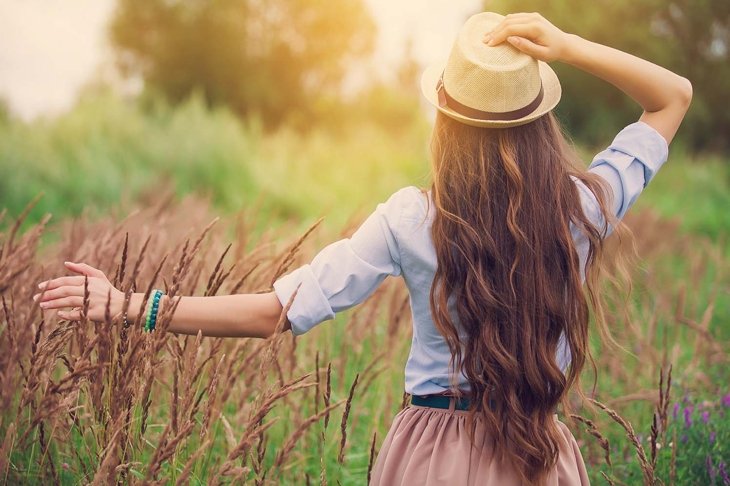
left=274, top=119, right=668, bottom=395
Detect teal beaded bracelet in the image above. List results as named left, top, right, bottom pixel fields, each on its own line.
left=144, top=289, right=164, bottom=332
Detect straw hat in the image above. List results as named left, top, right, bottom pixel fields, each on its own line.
left=421, top=12, right=561, bottom=128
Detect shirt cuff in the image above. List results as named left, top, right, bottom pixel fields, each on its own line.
left=587, top=121, right=669, bottom=220
left=597, top=120, right=669, bottom=188
left=273, top=264, right=335, bottom=336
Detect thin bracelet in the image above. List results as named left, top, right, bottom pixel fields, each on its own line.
left=122, top=289, right=132, bottom=328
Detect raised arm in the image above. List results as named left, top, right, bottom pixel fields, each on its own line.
left=484, top=12, right=692, bottom=143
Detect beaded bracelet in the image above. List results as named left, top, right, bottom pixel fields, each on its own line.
left=144, top=289, right=164, bottom=332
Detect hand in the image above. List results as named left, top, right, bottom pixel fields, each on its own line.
left=483, top=12, right=569, bottom=63
left=33, top=261, right=125, bottom=322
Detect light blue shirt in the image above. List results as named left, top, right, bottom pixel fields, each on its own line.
left=273, top=121, right=669, bottom=396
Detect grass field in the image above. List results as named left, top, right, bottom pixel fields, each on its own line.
left=0, top=94, right=728, bottom=484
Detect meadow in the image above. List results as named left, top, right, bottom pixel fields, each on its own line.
left=0, top=93, right=728, bottom=485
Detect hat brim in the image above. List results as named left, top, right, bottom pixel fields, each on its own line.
left=420, top=60, right=561, bottom=128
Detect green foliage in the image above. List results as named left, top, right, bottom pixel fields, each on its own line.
left=633, top=151, right=730, bottom=241
left=593, top=390, right=730, bottom=484
left=654, top=394, right=730, bottom=484
left=110, top=0, right=376, bottom=128
left=0, top=89, right=257, bottom=234
left=0, top=91, right=430, bottom=238
left=488, top=0, right=730, bottom=152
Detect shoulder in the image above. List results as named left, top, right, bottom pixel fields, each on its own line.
left=585, top=120, right=670, bottom=221
left=381, top=186, right=431, bottom=224
left=379, top=186, right=427, bottom=214
left=386, top=185, right=425, bottom=203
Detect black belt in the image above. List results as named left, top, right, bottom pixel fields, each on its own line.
left=411, top=394, right=482, bottom=411
left=411, top=395, right=556, bottom=414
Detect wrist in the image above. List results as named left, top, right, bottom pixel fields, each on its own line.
left=127, top=292, right=145, bottom=322
left=559, top=33, right=586, bottom=65
left=126, top=291, right=171, bottom=329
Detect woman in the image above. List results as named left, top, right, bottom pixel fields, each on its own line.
left=34, top=11, right=691, bottom=485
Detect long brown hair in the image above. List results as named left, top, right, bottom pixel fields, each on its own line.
left=428, top=110, right=622, bottom=484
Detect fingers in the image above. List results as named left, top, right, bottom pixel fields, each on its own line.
left=33, top=284, right=85, bottom=303
left=37, top=275, right=87, bottom=292
left=38, top=295, right=84, bottom=310
left=34, top=263, right=123, bottom=324
left=64, top=261, right=106, bottom=279
left=502, top=12, right=536, bottom=23
left=35, top=261, right=108, bottom=300
left=485, top=19, right=541, bottom=47
left=480, top=12, right=561, bottom=62
left=506, top=36, right=551, bottom=59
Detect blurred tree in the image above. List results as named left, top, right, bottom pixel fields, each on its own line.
left=110, top=0, right=375, bottom=128
left=487, top=0, right=730, bottom=152
left=353, top=38, right=423, bottom=134
left=303, top=37, right=425, bottom=136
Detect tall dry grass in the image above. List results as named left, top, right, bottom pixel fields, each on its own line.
left=0, top=191, right=412, bottom=485
left=0, top=190, right=727, bottom=485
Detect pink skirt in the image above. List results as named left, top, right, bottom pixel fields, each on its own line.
left=369, top=400, right=590, bottom=485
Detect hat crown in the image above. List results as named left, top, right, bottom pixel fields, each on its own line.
left=443, top=12, right=543, bottom=114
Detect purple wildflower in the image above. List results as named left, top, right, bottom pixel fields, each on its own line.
left=722, top=393, right=730, bottom=408
left=684, top=406, right=694, bottom=427
left=710, top=431, right=716, bottom=444
left=708, top=455, right=717, bottom=481
left=702, top=410, right=710, bottom=423
left=718, top=461, right=729, bottom=485
left=673, top=402, right=680, bottom=419
left=681, top=433, right=688, bottom=443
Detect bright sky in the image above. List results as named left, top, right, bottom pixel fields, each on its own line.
left=0, top=0, right=481, bottom=121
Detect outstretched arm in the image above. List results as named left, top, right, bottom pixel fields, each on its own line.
left=34, top=261, right=287, bottom=338
left=35, top=189, right=409, bottom=338
left=484, top=12, right=692, bottom=144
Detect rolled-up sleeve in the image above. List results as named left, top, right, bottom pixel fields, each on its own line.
left=588, top=121, right=669, bottom=223
left=272, top=187, right=409, bottom=336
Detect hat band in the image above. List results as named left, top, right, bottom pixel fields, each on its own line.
left=436, top=73, right=544, bottom=122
